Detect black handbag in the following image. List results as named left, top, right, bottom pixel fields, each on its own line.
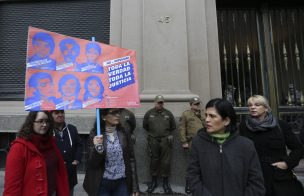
left=273, top=173, right=304, bottom=196
left=272, top=124, right=298, bottom=182
left=272, top=123, right=304, bottom=195
left=273, top=167, right=295, bottom=181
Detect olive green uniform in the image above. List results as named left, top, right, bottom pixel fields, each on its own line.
left=143, top=107, right=176, bottom=177
left=179, top=109, right=205, bottom=147
left=119, top=109, right=136, bottom=143
left=179, top=109, right=204, bottom=193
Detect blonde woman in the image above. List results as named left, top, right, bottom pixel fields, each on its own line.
left=239, top=95, right=304, bottom=196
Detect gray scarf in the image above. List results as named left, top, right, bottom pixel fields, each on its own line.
left=245, top=112, right=278, bottom=132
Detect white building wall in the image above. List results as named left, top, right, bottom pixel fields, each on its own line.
left=0, top=0, right=222, bottom=186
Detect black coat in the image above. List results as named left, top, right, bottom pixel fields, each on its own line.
left=187, top=128, right=265, bottom=196
left=300, top=127, right=304, bottom=144
left=239, top=120, right=304, bottom=196
left=54, top=123, right=83, bottom=188
left=83, top=127, right=139, bottom=196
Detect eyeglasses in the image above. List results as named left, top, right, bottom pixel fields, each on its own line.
left=108, top=110, right=120, bottom=116
left=34, top=119, right=50, bottom=125
left=52, top=110, right=64, bottom=114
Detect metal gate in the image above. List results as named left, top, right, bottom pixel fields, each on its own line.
left=217, top=3, right=304, bottom=134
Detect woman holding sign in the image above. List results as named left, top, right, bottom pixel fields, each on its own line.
left=83, top=108, right=139, bottom=196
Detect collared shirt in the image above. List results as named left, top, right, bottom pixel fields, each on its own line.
left=103, top=131, right=126, bottom=180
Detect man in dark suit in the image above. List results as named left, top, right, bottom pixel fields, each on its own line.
left=51, top=110, right=83, bottom=196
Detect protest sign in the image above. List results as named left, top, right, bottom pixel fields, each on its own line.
left=25, top=27, right=140, bottom=111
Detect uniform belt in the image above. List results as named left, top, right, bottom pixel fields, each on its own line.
left=148, top=135, right=170, bottom=142
left=148, top=135, right=169, bottom=139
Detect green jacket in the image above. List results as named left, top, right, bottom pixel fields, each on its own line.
left=143, top=107, right=176, bottom=137
left=179, top=110, right=204, bottom=144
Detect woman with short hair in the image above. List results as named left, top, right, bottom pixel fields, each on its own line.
left=239, top=95, right=304, bottom=196
left=188, top=98, right=265, bottom=196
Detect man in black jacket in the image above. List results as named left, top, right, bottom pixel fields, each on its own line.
left=51, top=110, right=83, bottom=196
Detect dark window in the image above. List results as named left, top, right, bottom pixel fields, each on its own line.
left=0, top=0, right=110, bottom=100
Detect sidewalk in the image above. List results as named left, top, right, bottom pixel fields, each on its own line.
left=73, top=173, right=187, bottom=196
left=1, top=171, right=303, bottom=195
left=0, top=171, right=187, bottom=196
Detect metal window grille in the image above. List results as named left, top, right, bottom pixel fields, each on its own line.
left=217, top=8, right=264, bottom=107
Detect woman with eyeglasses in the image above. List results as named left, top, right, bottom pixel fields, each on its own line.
left=239, top=95, right=304, bottom=196
left=83, top=108, right=139, bottom=196
left=3, top=111, right=69, bottom=196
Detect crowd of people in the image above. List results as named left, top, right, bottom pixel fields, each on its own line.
left=3, top=95, right=304, bottom=196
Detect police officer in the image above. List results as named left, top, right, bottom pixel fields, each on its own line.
left=51, top=110, right=83, bottom=196
left=143, top=95, right=176, bottom=194
left=119, top=108, right=136, bottom=143
left=179, top=97, right=204, bottom=194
